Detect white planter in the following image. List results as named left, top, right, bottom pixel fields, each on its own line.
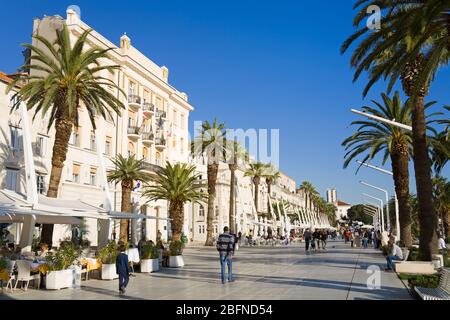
left=169, top=255, right=185, bottom=268
left=101, top=263, right=118, bottom=280
left=141, top=259, right=159, bottom=273
left=46, top=269, right=73, bottom=290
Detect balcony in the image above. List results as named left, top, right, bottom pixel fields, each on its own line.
left=127, top=126, right=140, bottom=140
left=143, top=161, right=162, bottom=173
left=155, top=137, right=167, bottom=150
left=128, top=94, right=141, bottom=109
left=155, top=109, right=167, bottom=119
left=142, top=103, right=155, bottom=115
left=142, top=132, right=154, bottom=145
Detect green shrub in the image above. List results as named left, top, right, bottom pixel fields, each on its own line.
left=169, top=240, right=184, bottom=256
left=0, top=256, right=7, bottom=271
left=445, top=236, right=450, bottom=244
left=399, top=273, right=440, bottom=289
left=96, top=240, right=118, bottom=264
left=140, top=242, right=159, bottom=260
left=45, top=242, right=80, bottom=271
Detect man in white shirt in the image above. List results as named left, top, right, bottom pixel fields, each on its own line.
left=385, top=240, right=404, bottom=271
left=438, top=237, right=447, bottom=250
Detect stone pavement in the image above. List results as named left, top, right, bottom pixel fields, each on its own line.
left=0, top=240, right=411, bottom=300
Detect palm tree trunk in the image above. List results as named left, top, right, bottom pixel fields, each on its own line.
left=412, top=96, right=438, bottom=260
left=444, top=209, right=450, bottom=238
left=228, top=164, right=237, bottom=233
left=120, top=181, right=132, bottom=243
left=390, top=143, right=412, bottom=247
left=205, top=163, right=219, bottom=246
left=41, top=117, right=73, bottom=248
left=169, top=200, right=184, bottom=242
left=401, top=55, right=438, bottom=260
left=253, top=177, right=260, bottom=213
left=267, top=182, right=272, bottom=217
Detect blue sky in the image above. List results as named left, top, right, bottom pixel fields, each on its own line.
left=0, top=0, right=448, bottom=204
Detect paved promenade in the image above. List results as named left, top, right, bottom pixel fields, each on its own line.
left=1, top=240, right=411, bottom=300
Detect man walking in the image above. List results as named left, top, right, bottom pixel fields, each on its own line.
left=116, top=244, right=132, bottom=294
left=216, top=226, right=235, bottom=284
left=304, top=228, right=312, bottom=252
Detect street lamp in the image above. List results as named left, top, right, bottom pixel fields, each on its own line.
left=363, top=204, right=379, bottom=228
left=363, top=193, right=385, bottom=231
left=356, top=160, right=400, bottom=241
left=364, top=202, right=382, bottom=230
left=360, top=181, right=391, bottom=232
left=351, top=109, right=412, bottom=131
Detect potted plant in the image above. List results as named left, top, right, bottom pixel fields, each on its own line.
left=168, top=240, right=185, bottom=268
left=140, top=242, right=159, bottom=273
left=45, top=242, right=80, bottom=290
left=96, top=241, right=118, bottom=280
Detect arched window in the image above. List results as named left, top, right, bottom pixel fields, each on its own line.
left=142, top=147, right=148, bottom=161
left=199, top=205, right=205, bottom=217
left=128, top=142, right=135, bottom=157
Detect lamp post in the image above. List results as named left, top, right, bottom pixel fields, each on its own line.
left=356, top=161, right=400, bottom=241
left=351, top=109, right=412, bottom=131
left=363, top=194, right=385, bottom=231
left=360, top=181, right=391, bottom=232
left=363, top=204, right=380, bottom=229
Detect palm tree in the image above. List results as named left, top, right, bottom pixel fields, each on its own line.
left=244, top=162, right=269, bottom=213
left=298, top=181, right=319, bottom=214
left=432, top=176, right=450, bottom=238
left=342, top=92, right=439, bottom=246
left=225, top=140, right=249, bottom=234
left=7, top=25, right=125, bottom=246
left=265, top=165, right=281, bottom=217
left=108, top=155, right=149, bottom=243
left=341, top=1, right=448, bottom=259
left=143, top=163, right=206, bottom=242
left=191, top=118, right=226, bottom=246
left=430, top=131, right=450, bottom=174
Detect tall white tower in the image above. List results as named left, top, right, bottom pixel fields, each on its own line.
left=326, top=188, right=337, bottom=204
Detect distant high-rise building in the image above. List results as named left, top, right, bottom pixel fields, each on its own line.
left=326, top=188, right=337, bottom=204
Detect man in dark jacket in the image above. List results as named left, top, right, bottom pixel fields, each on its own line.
left=116, top=244, right=132, bottom=294
left=304, top=229, right=312, bottom=252
left=216, top=226, right=235, bottom=284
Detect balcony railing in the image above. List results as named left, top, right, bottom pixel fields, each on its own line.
left=128, top=94, right=141, bottom=105
left=155, top=110, right=167, bottom=119
left=127, top=126, right=141, bottom=135
left=142, top=132, right=154, bottom=141
left=155, top=137, right=166, bottom=146
left=142, top=103, right=155, bottom=113
left=143, top=162, right=162, bottom=173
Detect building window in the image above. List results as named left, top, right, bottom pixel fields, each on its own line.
left=90, top=131, right=96, bottom=151
left=105, top=136, right=112, bottom=155
left=214, top=225, right=218, bottom=234
left=180, top=114, right=185, bottom=130
left=173, top=110, right=178, bottom=128
left=129, top=81, right=137, bottom=96
left=70, top=127, right=81, bottom=147
left=72, top=164, right=81, bottom=183
left=35, top=136, right=46, bottom=157
left=36, top=174, right=45, bottom=194
left=128, top=142, right=135, bottom=157
left=156, top=152, right=161, bottom=166
left=172, top=134, right=177, bottom=148
left=90, top=167, right=97, bottom=186
left=10, top=126, right=21, bottom=150
left=199, top=205, right=205, bottom=217
left=5, top=169, right=19, bottom=192
left=180, top=137, right=184, bottom=154
left=215, top=205, right=219, bottom=217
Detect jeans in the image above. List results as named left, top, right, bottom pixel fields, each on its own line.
left=363, top=238, right=368, bottom=248
left=386, top=255, right=402, bottom=270
left=220, top=255, right=232, bottom=283
left=118, top=273, right=129, bottom=290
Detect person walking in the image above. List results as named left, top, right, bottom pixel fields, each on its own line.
left=350, top=232, right=355, bottom=248
left=216, top=226, right=235, bottom=284
left=304, top=229, right=312, bottom=252
left=321, top=231, right=328, bottom=250
left=116, top=244, right=132, bottom=294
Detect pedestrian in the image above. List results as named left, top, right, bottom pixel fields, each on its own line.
left=350, top=232, right=355, bottom=248
left=362, top=230, right=368, bottom=248
left=313, top=230, right=321, bottom=250
left=376, top=230, right=382, bottom=249
left=321, top=231, right=327, bottom=250
left=116, top=244, right=132, bottom=294
left=216, top=226, right=235, bottom=284
left=304, top=228, right=312, bottom=252
left=438, top=236, right=447, bottom=250
left=385, top=239, right=403, bottom=271
left=344, top=230, right=350, bottom=244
